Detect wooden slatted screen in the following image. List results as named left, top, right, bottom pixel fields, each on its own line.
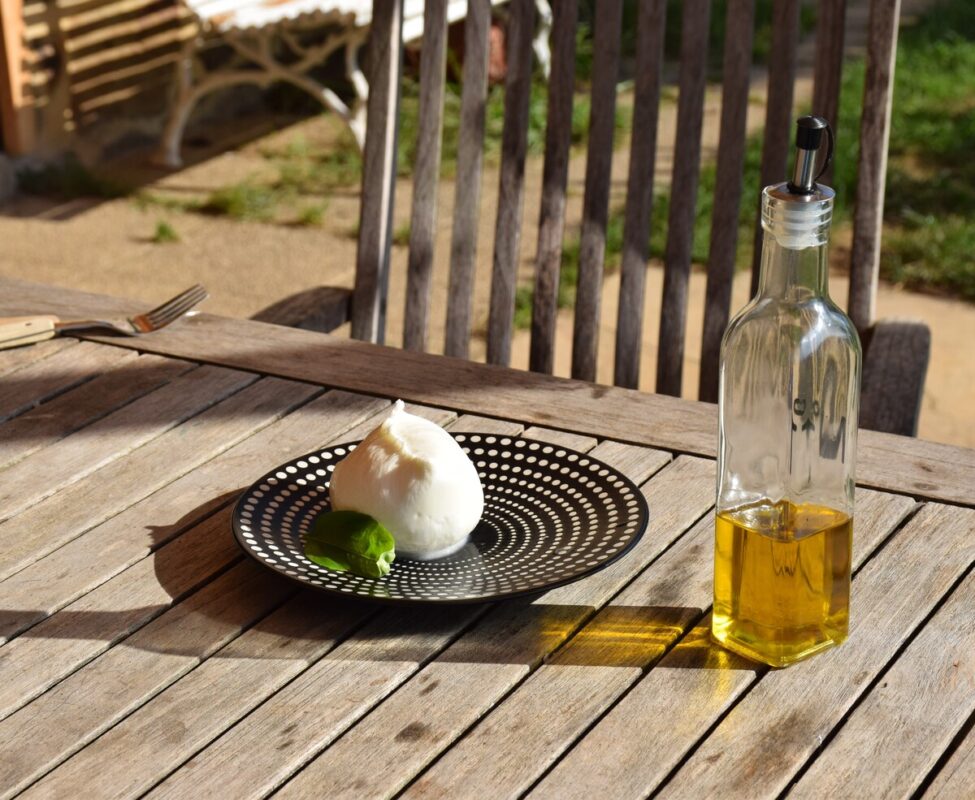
left=612, top=0, right=666, bottom=390
left=812, top=0, right=847, bottom=186
left=528, top=0, right=577, bottom=375
left=443, top=0, right=490, bottom=359
left=849, top=0, right=901, bottom=333
left=569, top=0, right=623, bottom=383
left=698, top=0, right=756, bottom=403
left=403, top=0, right=448, bottom=352
left=748, top=0, right=800, bottom=295
left=485, top=0, right=534, bottom=366
left=655, top=0, right=711, bottom=397
left=352, top=0, right=403, bottom=344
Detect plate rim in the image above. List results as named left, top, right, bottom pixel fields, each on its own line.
left=231, top=433, right=651, bottom=605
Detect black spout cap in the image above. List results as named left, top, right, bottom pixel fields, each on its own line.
left=796, top=115, right=829, bottom=150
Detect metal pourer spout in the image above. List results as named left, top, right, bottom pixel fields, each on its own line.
left=787, top=115, right=833, bottom=195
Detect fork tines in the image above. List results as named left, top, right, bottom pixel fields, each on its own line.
left=144, top=284, right=208, bottom=328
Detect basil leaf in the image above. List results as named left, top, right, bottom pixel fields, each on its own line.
left=305, top=510, right=395, bottom=578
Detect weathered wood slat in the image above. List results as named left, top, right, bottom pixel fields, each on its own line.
left=613, top=0, right=666, bottom=389
left=849, top=0, right=902, bottom=333
left=0, top=341, right=133, bottom=423
left=147, top=604, right=486, bottom=800
left=486, top=0, right=535, bottom=366
left=0, top=560, right=295, bottom=799
left=656, top=0, right=712, bottom=397
left=0, top=369, right=277, bottom=581
left=923, top=722, right=975, bottom=798
left=0, top=509, right=244, bottom=723
left=0, top=365, right=253, bottom=535
left=811, top=0, right=846, bottom=185
left=23, top=592, right=376, bottom=800
left=749, top=0, right=800, bottom=294
left=1, top=278, right=972, bottom=506
left=528, top=0, right=578, bottom=374
left=570, top=0, right=624, bottom=382
left=406, top=488, right=915, bottom=798
left=653, top=503, right=975, bottom=800
left=278, top=453, right=695, bottom=800
left=0, top=390, right=385, bottom=653
left=529, top=488, right=919, bottom=799
left=403, top=0, right=448, bottom=352
left=352, top=0, right=404, bottom=344
left=4, top=412, right=483, bottom=797
left=698, top=0, right=756, bottom=403
left=787, top=569, right=975, bottom=798
left=444, top=0, right=490, bottom=359
left=0, top=353, right=191, bottom=470
left=0, top=338, right=77, bottom=378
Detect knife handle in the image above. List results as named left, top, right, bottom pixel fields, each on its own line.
left=0, top=316, right=60, bottom=349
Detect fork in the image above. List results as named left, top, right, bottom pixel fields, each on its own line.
left=0, top=284, right=208, bottom=349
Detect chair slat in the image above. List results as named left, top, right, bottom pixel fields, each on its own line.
left=528, top=0, right=577, bottom=375
left=655, top=0, right=711, bottom=397
left=352, top=0, right=404, bottom=344
left=849, top=0, right=901, bottom=334
left=812, top=0, right=847, bottom=185
left=444, top=0, right=491, bottom=359
left=403, top=0, right=448, bottom=352
left=486, top=0, right=535, bottom=366
left=570, top=0, right=624, bottom=383
left=748, top=0, right=800, bottom=295
left=613, top=0, right=667, bottom=390
left=698, top=0, right=756, bottom=403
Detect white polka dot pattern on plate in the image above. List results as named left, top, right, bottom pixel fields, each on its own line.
left=232, top=434, right=649, bottom=603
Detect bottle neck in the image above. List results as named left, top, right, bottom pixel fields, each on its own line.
left=757, top=233, right=829, bottom=299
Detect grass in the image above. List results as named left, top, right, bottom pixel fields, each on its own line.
left=151, top=220, right=180, bottom=243
left=200, top=181, right=281, bottom=221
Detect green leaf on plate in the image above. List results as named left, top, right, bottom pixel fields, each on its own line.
left=305, top=510, right=395, bottom=578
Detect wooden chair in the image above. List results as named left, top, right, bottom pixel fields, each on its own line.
left=256, top=0, right=930, bottom=438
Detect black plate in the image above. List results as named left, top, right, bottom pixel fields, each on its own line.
left=232, top=433, right=650, bottom=604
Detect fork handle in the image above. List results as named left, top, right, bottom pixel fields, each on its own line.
left=0, top=316, right=60, bottom=349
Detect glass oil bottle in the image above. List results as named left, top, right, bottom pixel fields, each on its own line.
left=712, top=116, right=861, bottom=668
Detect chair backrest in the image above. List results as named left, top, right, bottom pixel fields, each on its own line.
left=353, top=0, right=899, bottom=401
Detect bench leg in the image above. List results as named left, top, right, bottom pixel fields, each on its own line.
left=533, top=0, right=553, bottom=78
left=155, top=39, right=199, bottom=168
left=345, top=34, right=369, bottom=150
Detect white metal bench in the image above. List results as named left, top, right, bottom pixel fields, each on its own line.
left=158, top=0, right=551, bottom=166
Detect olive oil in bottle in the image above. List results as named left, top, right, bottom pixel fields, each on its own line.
left=712, top=501, right=852, bottom=668
left=712, top=117, right=860, bottom=668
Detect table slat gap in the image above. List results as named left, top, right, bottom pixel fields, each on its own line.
left=135, top=428, right=632, bottom=792
left=270, top=456, right=707, bottom=800
left=919, top=701, right=975, bottom=798
left=527, top=488, right=919, bottom=799
left=0, top=364, right=256, bottom=536
left=0, top=340, right=136, bottom=424
left=783, top=561, right=975, bottom=799
left=0, top=391, right=395, bottom=652
left=0, top=353, right=195, bottom=472
left=642, top=503, right=975, bottom=800
left=0, top=338, right=79, bottom=379
left=0, top=372, right=302, bottom=581
left=0, top=560, right=301, bottom=798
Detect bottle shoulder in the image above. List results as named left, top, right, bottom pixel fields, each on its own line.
left=724, top=295, right=861, bottom=353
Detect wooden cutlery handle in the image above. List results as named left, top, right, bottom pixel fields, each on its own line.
left=0, top=316, right=60, bottom=349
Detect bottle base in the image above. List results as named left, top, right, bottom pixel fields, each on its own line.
left=711, top=626, right=847, bottom=668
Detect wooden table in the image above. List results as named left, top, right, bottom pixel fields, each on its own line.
left=0, top=277, right=973, bottom=800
